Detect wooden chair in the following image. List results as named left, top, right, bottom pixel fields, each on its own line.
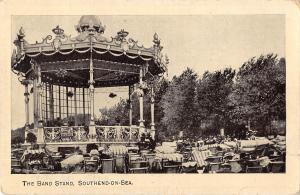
left=269, top=161, right=285, bottom=173
left=246, top=166, right=263, bottom=173
left=129, top=160, right=148, bottom=173
left=101, top=159, right=115, bottom=173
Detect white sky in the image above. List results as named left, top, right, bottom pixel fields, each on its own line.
left=11, top=15, right=285, bottom=129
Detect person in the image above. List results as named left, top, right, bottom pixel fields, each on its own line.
left=149, top=136, right=156, bottom=152
left=99, top=150, right=110, bottom=160
left=137, top=133, right=147, bottom=152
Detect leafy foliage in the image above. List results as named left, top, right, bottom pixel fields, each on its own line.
left=26, top=132, right=37, bottom=144
left=161, top=68, right=198, bottom=136
left=229, top=54, right=286, bottom=134
left=195, top=68, right=236, bottom=135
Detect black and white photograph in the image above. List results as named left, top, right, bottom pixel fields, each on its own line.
left=10, top=15, right=287, bottom=175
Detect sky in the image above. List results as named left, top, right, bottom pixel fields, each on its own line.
left=11, top=15, right=285, bottom=129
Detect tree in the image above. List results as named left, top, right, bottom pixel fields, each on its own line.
left=161, top=68, right=198, bottom=137
left=195, top=68, right=236, bottom=135
left=12, top=136, right=24, bottom=145
left=229, top=54, right=286, bottom=135
left=98, top=99, right=129, bottom=126
left=26, top=132, right=37, bottom=144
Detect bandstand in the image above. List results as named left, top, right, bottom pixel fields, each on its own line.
left=12, top=16, right=167, bottom=151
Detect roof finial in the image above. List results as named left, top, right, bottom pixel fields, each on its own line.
left=153, top=32, right=160, bottom=46
left=116, top=29, right=129, bottom=42
left=52, top=25, right=64, bottom=37
left=18, top=27, right=25, bottom=40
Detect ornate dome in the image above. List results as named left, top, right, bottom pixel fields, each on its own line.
left=76, top=15, right=105, bottom=33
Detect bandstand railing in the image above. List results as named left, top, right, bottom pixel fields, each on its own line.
left=42, top=125, right=140, bottom=143
left=95, top=125, right=139, bottom=142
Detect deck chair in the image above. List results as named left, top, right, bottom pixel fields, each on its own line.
left=269, top=161, right=285, bottom=173
left=246, top=166, right=263, bottom=173
left=101, top=159, right=115, bottom=173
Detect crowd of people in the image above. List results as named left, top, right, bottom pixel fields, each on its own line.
left=11, top=129, right=285, bottom=174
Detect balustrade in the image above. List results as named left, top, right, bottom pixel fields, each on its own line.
left=41, top=125, right=139, bottom=143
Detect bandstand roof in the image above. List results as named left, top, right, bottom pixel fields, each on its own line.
left=12, top=15, right=168, bottom=88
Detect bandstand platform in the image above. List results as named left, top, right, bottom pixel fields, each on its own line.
left=12, top=15, right=168, bottom=152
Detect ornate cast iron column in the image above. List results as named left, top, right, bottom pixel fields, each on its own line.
left=129, top=85, right=134, bottom=126
left=74, top=87, right=78, bottom=126
left=88, top=33, right=97, bottom=141
left=150, top=87, right=156, bottom=139
left=138, top=66, right=145, bottom=135
left=36, top=65, right=44, bottom=144
left=21, top=80, right=30, bottom=142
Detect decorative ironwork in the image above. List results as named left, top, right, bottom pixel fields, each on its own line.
left=55, top=68, right=68, bottom=78
left=44, top=126, right=88, bottom=142
left=44, top=127, right=61, bottom=142
left=43, top=125, right=139, bottom=143
left=130, top=126, right=139, bottom=141
left=73, top=126, right=88, bottom=141
left=96, top=126, right=106, bottom=141
left=107, top=127, right=117, bottom=141
left=116, top=29, right=129, bottom=42
left=52, top=25, right=64, bottom=37
left=120, top=126, right=130, bottom=140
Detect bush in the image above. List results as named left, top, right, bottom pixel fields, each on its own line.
left=26, top=132, right=37, bottom=144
